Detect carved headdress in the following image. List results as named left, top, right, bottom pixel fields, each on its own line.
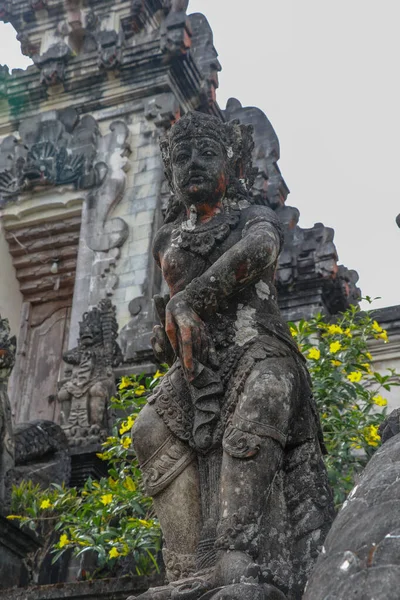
left=160, top=111, right=258, bottom=223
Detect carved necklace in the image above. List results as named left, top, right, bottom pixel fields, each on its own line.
left=173, top=200, right=244, bottom=258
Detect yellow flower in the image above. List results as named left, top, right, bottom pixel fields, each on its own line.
left=289, top=326, right=298, bottom=338
left=134, top=385, right=146, bottom=397
left=361, top=363, right=372, bottom=375
left=121, top=436, right=131, bottom=449
left=59, top=534, right=70, bottom=548
left=100, top=494, right=113, bottom=506
left=322, top=412, right=328, bottom=419
left=6, top=515, right=22, bottom=520
left=153, top=370, right=165, bottom=379
left=119, top=416, right=135, bottom=435
left=364, top=424, right=381, bottom=447
left=372, top=321, right=383, bottom=333
left=119, top=376, right=133, bottom=390
left=377, top=330, right=388, bottom=343
left=344, top=328, right=352, bottom=338
left=138, top=519, right=153, bottom=528
left=109, top=547, right=120, bottom=559
left=365, top=352, right=373, bottom=360
left=327, top=324, right=343, bottom=335
left=329, top=341, right=342, bottom=354
left=347, top=371, right=363, bottom=383
left=40, top=499, right=52, bottom=510
left=307, top=347, right=321, bottom=360
left=350, top=437, right=362, bottom=450
left=373, top=394, right=387, bottom=407
left=124, top=477, right=136, bottom=492
left=331, top=360, right=342, bottom=367
left=121, top=543, right=130, bottom=557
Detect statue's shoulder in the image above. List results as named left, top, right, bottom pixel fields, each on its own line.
left=152, top=221, right=177, bottom=264
left=239, top=204, right=283, bottom=232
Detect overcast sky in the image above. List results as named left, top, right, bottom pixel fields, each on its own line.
left=1, top=0, right=399, bottom=310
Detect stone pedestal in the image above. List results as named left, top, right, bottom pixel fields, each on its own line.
left=2, top=575, right=162, bottom=600
left=0, top=514, right=41, bottom=590
left=69, top=445, right=109, bottom=488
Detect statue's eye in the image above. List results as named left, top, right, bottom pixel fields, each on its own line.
left=202, top=150, right=216, bottom=157
left=176, top=153, right=189, bottom=163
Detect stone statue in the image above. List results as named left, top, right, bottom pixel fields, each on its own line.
left=304, top=410, right=400, bottom=599
left=58, top=299, right=123, bottom=447
left=130, top=112, right=335, bottom=600
left=0, top=315, right=16, bottom=507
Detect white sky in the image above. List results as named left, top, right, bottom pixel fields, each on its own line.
left=1, top=0, right=399, bottom=309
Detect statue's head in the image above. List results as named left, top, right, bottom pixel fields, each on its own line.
left=78, top=300, right=122, bottom=366
left=79, top=308, right=103, bottom=348
left=160, top=112, right=256, bottom=220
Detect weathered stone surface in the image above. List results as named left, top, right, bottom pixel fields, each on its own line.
left=304, top=415, right=400, bottom=600
left=131, top=112, right=335, bottom=600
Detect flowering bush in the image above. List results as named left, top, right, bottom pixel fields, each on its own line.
left=289, top=302, right=399, bottom=508
left=8, top=370, right=166, bottom=576
left=8, top=303, right=400, bottom=574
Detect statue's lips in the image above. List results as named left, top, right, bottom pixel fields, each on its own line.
left=188, top=175, right=205, bottom=184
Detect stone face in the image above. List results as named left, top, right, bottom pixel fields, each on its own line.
left=131, top=112, right=335, bottom=600
left=303, top=414, right=400, bottom=600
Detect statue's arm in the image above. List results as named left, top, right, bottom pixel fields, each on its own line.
left=165, top=209, right=283, bottom=377
left=183, top=215, right=283, bottom=316
left=62, top=347, right=81, bottom=365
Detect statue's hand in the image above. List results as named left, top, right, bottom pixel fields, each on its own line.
left=165, top=292, right=217, bottom=380
left=151, top=325, right=175, bottom=367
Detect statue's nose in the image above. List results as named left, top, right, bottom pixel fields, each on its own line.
left=188, top=148, right=203, bottom=169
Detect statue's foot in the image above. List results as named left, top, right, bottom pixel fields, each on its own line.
left=127, top=572, right=213, bottom=600
left=213, top=550, right=262, bottom=586
left=126, top=585, right=172, bottom=600
left=198, top=583, right=287, bottom=600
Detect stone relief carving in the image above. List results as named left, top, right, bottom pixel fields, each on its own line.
left=129, top=112, right=335, bottom=600
left=0, top=317, right=70, bottom=506
left=58, top=299, right=122, bottom=447
left=0, top=315, right=16, bottom=506
left=0, top=108, right=106, bottom=205
left=86, top=120, right=130, bottom=305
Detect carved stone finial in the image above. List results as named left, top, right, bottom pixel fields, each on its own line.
left=58, top=299, right=122, bottom=448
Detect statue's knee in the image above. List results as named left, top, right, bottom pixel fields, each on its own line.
left=132, top=404, right=170, bottom=465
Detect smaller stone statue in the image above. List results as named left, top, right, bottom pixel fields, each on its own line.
left=0, top=315, right=16, bottom=506
left=58, top=299, right=122, bottom=447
